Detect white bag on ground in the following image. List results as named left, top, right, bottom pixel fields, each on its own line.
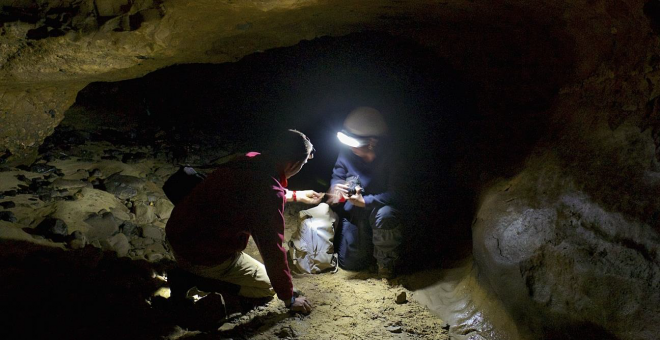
left=288, top=203, right=338, bottom=274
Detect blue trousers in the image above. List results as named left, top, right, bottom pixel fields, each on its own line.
left=336, top=205, right=402, bottom=271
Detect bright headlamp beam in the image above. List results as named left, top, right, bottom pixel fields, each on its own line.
left=337, top=131, right=363, bottom=147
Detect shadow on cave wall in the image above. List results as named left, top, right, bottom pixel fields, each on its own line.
left=65, top=30, right=575, bottom=272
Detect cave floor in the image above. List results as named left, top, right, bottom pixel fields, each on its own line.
left=164, top=270, right=450, bottom=340
left=0, top=129, right=450, bottom=340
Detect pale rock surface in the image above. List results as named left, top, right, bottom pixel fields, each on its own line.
left=134, top=202, right=157, bottom=224
left=37, top=187, right=129, bottom=234
left=101, top=233, right=131, bottom=257
left=0, top=221, right=65, bottom=249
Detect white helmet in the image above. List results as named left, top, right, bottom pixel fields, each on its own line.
left=343, top=107, right=388, bottom=137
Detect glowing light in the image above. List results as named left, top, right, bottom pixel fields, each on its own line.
left=337, top=131, right=364, bottom=147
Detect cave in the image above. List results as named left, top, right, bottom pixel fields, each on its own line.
left=1, top=1, right=659, bottom=339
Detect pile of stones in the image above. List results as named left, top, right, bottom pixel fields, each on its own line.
left=0, top=138, right=178, bottom=263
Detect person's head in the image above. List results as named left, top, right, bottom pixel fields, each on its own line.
left=337, top=107, right=388, bottom=163
left=265, top=129, right=315, bottom=178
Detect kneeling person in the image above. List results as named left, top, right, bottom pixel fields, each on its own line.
left=166, top=129, right=319, bottom=313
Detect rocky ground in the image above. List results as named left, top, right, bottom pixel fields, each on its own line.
left=0, top=124, right=449, bottom=340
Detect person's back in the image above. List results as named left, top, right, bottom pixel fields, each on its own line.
left=166, top=153, right=284, bottom=266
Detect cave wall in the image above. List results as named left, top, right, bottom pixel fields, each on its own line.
left=472, top=1, right=660, bottom=339
left=2, top=0, right=660, bottom=339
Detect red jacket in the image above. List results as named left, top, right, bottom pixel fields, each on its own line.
left=166, top=153, right=293, bottom=300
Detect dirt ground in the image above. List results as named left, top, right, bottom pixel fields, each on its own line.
left=165, top=269, right=450, bottom=340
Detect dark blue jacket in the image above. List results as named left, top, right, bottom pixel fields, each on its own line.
left=330, top=147, right=400, bottom=213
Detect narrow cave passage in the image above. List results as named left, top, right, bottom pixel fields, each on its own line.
left=69, top=32, right=487, bottom=267
left=0, top=30, right=575, bottom=340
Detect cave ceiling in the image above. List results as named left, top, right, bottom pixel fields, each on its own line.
left=0, top=0, right=656, bottom=162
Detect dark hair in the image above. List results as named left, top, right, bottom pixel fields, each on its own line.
left=264, top=129, right=313, bottom=163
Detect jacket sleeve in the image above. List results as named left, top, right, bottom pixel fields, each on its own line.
left=363, top=155, right=401, bottom=209
left=249, top=182, right=293, bottom=301
left=330, top=155, right=348, bottom=188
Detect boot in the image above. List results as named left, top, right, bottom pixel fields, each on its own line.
left=377, top=263, right=395, bottom=279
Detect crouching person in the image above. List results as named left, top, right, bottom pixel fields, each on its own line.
left=166, top=129, right=321, bottom=314
left=330, top=107, right=403, bottom=279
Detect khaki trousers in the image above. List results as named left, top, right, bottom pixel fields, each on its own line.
left=178, top=252, right=275, bottom=298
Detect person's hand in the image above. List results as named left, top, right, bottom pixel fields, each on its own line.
left=330, top=184, right=365, bottom=207
left=296, top=190, right=324, bottom=205
left=326, top=184, right=348, bottom=205
left=333, top=183, right=349, bottom=196
left=289, top=296, right=312, bottom=314
left=347, top=189, right=365, bottom=207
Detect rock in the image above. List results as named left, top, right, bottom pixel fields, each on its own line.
left=121, top=152, right=147, bottom=164
left=62, top=169, right=89, bottom=181
left=51, top=178, right=92, bottom=190
left=141, top=225, right=164, bottom=240
left=68, top=230, right=88, bottom=249
left=275, top=325, right=297, bottom=338
left=3, top=190, right=17, bottom=197
left=131, top=237, right=154, bottom=248
left=34, top=217, right=68, bottom=242
left=103, top=173, right=145, bottom=200
left=90, top=169, right=103, bottom=177
left=29, top=163, right=58, bottom=174
left=395, top=291, right=407, bottom=304
left=90, top=239, right=102, bottom=249
left=84, top=212, right=120, bottom=240
left=474, top=190, right=660, bottom=339
left=134, top=202, right=156, bottom=224
left=154, top=198, right=174, bottom=219
left=190, top=292, right=227, bottom=325
left=50, top=189, right=70, bottom=197
left=110, top=207, right=131, bottom=221
left=145, top=242, right=167, bottom=255
left=0, top=201, right=16, bottom=209
left=146, top=252, right=163, bottom=262
left=0, top=211, right=17, bottom=222
left=101, top=233, right=130, bottom=257
left=28, top=179, right=52, bottom=194
left=386, top=325, right=402, bottom=333
left=119, top=221, right=140, bottom=237
left=102, top=149, right=123, bottom=161
left=218, top=323, right=235, bottom=332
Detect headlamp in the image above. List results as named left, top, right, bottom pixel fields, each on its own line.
left=337, top=131, right=368, bottom=147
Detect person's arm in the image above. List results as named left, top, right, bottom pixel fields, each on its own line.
left=250, top=182, right=312, bottom=313
left=285, top=189, right=324, bottom=205
left=330, top=155, right=348, bottom=189
left=362, top=190, right=394, bottom=208
left=249, top=186, right=292, bottom=300
left=350, top=155, right=401, bottom=209
left=326, top=154, right=350, bottom=204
